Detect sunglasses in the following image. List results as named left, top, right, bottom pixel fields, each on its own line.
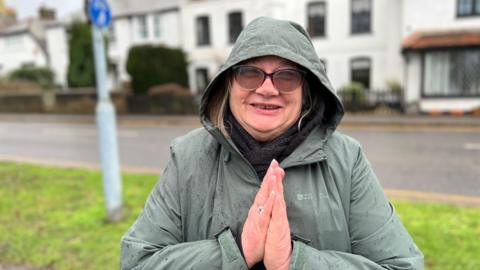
left=231, top=65, right=306, bottom=93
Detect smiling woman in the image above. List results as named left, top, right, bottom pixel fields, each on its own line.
left=121, top=17, right=424, bottom=270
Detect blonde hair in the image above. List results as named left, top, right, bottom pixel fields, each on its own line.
left=207, top=73, right=232, bottom=138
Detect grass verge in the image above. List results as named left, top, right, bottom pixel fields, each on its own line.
left=0, top=162, right=479, bottom=269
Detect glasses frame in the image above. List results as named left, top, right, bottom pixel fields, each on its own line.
left=231, top=65, right=307, bottom=93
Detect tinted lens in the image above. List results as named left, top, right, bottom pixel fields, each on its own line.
left=234, top=66, right=264, bottom=90
left=273, top=70, right=303, bottom=92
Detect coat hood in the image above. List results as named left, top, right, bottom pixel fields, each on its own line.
left=199, top=16, right=344, bottom=141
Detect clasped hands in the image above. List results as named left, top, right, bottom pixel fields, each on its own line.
left=241, top=160, right=291, bottom=269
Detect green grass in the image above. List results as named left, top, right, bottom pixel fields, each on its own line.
left=394, top=200, right=480, bottom=270
left=0, top=161, right=479, bottom=269
left=0, top=162, right=158, bottom=270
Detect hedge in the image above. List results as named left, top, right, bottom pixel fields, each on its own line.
left=126, top=45, right=188, bottom=95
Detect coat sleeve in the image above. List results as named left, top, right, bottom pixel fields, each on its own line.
left=289, top=146, right=424, bottom=270
left=120, top=149, right=248, bottom=270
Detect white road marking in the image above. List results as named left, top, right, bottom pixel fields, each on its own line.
left=41, top=128, right=138, bottom=138
left=42, top=128, right=96, bottom=137
left=463, top=143, right=480, bottom=150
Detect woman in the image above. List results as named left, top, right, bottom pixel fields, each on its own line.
left=121, top=17, right=423, bottom=269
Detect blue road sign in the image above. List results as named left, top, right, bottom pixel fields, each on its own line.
left=87, top=0, right=112, bottom=28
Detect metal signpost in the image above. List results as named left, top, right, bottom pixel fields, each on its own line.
left=87, top=0, right=122, bottom=221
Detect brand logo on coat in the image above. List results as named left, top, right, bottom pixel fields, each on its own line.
left=296, top=193, right=314, bottom=201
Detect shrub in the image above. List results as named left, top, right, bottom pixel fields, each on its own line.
left=338, top=82, right=369, bottom=112
left=9, top=67, right=55, bottom=89
left=386, top=79, right=402, bottom=93
left=338, top=82, right=366, bottom=104
left=126, top=45, right=188, bottom=95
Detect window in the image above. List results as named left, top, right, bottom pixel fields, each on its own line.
left=108, top=22, right=116, bottom=44
left=5, top=35, right=23, bottom=49
left=351, top=0, right=371, bottom=34
left=351, top=58, right=371, bottom=89
left=136, top=15, right=148, bottom=39
left=228, top=12, right=243, bottom=44
left=457, top=0, right=480, bottom=16
left=423, top=49, right=480, bottom=97
left=196, top=16, right=210, bottom=46
left=307, top=2, right=326, bottom=37
left=154, top=14, right=162, bottom=38
left=195, top=68, right=209, bottom=93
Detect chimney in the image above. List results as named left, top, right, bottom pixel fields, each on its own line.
left=38, top=6, right=56, bottom=20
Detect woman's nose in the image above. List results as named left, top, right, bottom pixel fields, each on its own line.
left=255, top=76, right=279, bottom=96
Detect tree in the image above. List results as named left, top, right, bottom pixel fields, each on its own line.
left=67, top=21, right=96, bottom=87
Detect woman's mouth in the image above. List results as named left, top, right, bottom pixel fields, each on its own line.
left=251, top=103, right=282, bottom=110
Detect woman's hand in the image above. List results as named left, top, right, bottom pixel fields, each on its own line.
left=242, top=160, right=291, bottom=269
left=241, top=161, right=279, bottom=268
left=264, top=169, right=292, bottom=270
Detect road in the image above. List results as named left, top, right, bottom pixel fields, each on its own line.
left=0, top=120, right=479, bottom=199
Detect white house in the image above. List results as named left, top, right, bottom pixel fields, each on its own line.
left=182, top=0, right=480, bottom=113
left=401, top=0, right=480, bottom=113
left=0, top=19, right=49, bottom=76
left=0, top=7, right=76, bottom=89
left=182, top=0, right=404, bottom=96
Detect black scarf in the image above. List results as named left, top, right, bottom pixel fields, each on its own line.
left=226, top=103, right=324, bottom=180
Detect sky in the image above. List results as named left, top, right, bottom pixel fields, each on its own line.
left=5, top=0, right=83, bottom=19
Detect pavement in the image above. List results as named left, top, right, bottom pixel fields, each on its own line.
left=1, top=112, right=480, bottom=128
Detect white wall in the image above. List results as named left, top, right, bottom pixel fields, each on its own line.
left=292, top=0, right=403, bottom=91
left=404, top=52, right=422, bottom=104
left=403, top=0, right=480, bottom=37
left=181, top=0, right=255, bottom=93
left=108, top=10, right=182, bottom=84
left=46, top=26, right=69, bottom=88
left=0, top=33, right=47, bottom=75
left=108, top=17, right=133, bottom=83
left=420, top=99, right=480, bottom=112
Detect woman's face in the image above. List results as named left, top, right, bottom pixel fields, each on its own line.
left=229, top=56, right=303, bottom=142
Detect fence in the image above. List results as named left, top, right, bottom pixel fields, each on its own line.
left=338, top=89, right=403, bottom=112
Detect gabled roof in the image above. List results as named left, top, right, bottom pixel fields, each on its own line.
left=402, top=30, right=480, bottom=52
left=110, top=0, right=180, bottom=18
left=0, top=19, right=31, bottom=35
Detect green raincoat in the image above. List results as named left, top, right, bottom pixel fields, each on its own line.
left=121, top=17, right=423, bottom=269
